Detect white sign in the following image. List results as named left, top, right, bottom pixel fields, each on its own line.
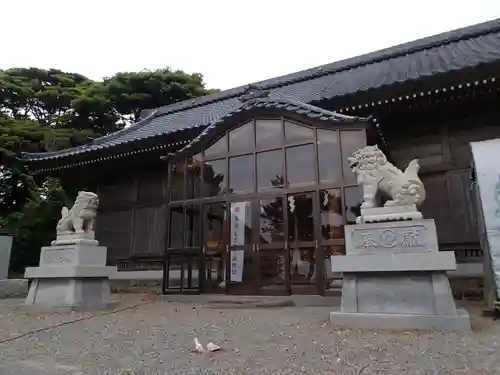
left=230, top=202, right=247, bottom=246
left=471, top=139, right=500, bottom=306
left=230, top=249, right=244, bottom=282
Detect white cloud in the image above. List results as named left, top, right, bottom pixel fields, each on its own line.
left=1, top=0, right=499, bottom=90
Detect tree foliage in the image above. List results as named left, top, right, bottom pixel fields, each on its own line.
left=0, top=66, right=214, bottom=274
left=1, top=178, right=74, bottom=274
left=73, top=68, right=214, bottom=127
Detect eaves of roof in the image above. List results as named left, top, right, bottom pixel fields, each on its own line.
left=171, top=94, right=371, bottom=159
left=21, top=17, right=500, bottom=162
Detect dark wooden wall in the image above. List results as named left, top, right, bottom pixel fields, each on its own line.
left=384, top=108, right=500, bottom=258
left=94, top=167, right=167, bottom=270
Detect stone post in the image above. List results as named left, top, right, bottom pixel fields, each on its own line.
left=0, top=235, right=12, bottom=279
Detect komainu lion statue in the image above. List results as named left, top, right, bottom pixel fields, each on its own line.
left=348, top=145, right=426, bottom=209
left=56, top=191, right=99, bottom=236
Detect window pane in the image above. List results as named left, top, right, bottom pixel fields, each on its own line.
left=317, top=129, right=342, bottom=184
left=229, top=154, right=254, bottom=193
left=259, top=198, right=285, bottom=244
left=203, top=202, right=226, bottom=290
left=185, top=205, right=201, bottom=247
left=205, top=135, right=227, bottom=158
left=319, top=189, right=344, bottom=242
left=285, top=121, right=315, bottom=144
left=255, top=119, right=282, bottom=149
left=230, top=201, right=253, bottom=246
left=344, top=186, right=362, bottom=224
left=203, top=159, right=227, bottom=197
left=169, top=161, right=185, bottom=201
left=204, top=202, right=227, bottom=254
left=340, top=130, right=366, bottom=184
left=229, top=121, right=254, bottom=152
left=286, top=144, right=316, bottom=187
left=287, top=192, right=314, bottom=242
left=169, top=206, right=184, bottom=248
left=257, top=150, right=284, bottom=190
left=186, top=154, right=203, bottom=199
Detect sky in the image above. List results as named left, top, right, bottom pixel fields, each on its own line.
left=1, top=0, right=500, bottom=91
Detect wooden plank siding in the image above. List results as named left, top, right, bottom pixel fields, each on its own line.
left=385, top=110, right=500, bottom=256
left=95, top=169, right=168, bottom=268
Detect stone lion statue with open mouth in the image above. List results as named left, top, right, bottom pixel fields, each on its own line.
left=348, top=145, right=426, bottom=209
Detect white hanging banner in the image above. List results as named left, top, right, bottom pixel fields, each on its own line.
left=470, top=139, right=500, bottom=308
left=230, top=249, right=244, bottom=282
left=230, top=202, right=247, bottom=246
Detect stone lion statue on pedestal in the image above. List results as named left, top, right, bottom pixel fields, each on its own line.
left=55, top=191, right=99, bottom=239
left=348, top=145, right=426, bottom=209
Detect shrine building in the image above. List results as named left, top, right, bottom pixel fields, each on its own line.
left=19, top=18, right=500, bottom=297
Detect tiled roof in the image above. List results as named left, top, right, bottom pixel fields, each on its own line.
left=172, top=92, right=370, bottom=158
left=21, top=18, right=500, bottom=162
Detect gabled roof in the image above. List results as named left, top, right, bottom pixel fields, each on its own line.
left=171, top=91, right=370, bottom=159
left=21, top=17, right=500, bottom=162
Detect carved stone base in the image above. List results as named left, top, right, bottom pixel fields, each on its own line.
left=51, top=231, right=98, bottom=246
left=25, top=278, right=115, bottom=311
left=24, top=243, right=116, bottom=311
left=356, top=205, right=423, bottom=224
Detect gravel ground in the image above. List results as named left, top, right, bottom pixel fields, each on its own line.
left=0, top=294, right=498, bottom=374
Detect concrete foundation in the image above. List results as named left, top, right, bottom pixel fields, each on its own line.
left=329, top=309, right=471, bottom=331
left=25, top=278, right=114, bottom=311
left=330, top=219, right=471, bottom=331
left=0, top=279, right=29, bottom=298
left=24, top=243, right=116, bottom=310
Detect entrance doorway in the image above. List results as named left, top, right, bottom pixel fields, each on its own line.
left=287, top=192, right=321, bottom=294
left=163, top=188, right=359, bottom=295
left=198, top=193, right=327, bottom=295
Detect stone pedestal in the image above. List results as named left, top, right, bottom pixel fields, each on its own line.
left=0, top=235, right=13, bottom=279
left=24, top=243, right=116, bottom=311
left=357, top=204, right=423, bottom=224
left=330, top=219, right=471, bottom=331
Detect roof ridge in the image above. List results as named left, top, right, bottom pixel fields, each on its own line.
left=139, top=17, right=500, bottom=118
left=266, top=94, right=365, bottom=121
left=88, top=17, right=500, bottom=149
left=20, top=17, right=500, bottom=162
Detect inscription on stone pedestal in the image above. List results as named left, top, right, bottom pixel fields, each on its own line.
left=345, top=219, right=439, bottom=254
left=42, top=249, right=76, bottom=265
left=355, top=226, right=427, bottom=250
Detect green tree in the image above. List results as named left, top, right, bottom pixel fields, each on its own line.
left=0, top=68, right=89, bottom=125
left=73, top=68, right=214, bottom=126
left=0, top=65, right=216, bottom=274
left=0, top=178, right=76, bottom=275
left=0, top=113, right=93, bottom=217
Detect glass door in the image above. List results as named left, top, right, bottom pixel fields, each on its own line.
left=201, top=202, right=227, bottom=293
left=256, top=197, right=288, bottom=295
left=287, top=192, right=322, bottom=295
left=318, top=189, right=345, bottom=294
left=163, top=204, right=203, bottom=294
left=226, top=200, right=258, bottom=294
